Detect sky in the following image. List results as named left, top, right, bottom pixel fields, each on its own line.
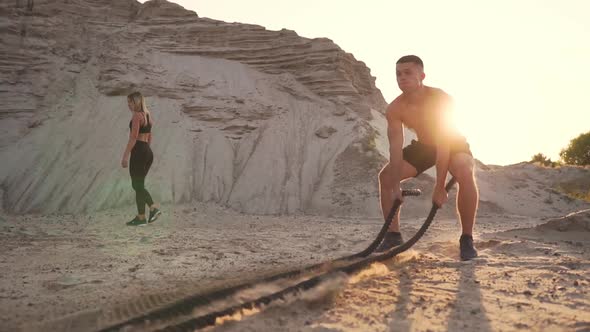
left=139, top=0, right=590, bottom=165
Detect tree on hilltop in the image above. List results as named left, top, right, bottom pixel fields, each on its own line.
left=560, top=131, right=590, bottom=166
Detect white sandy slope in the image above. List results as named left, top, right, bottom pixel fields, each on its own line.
left=1, top=0, right=388, bottom=217
left=0, top=51, right=383, bottom=216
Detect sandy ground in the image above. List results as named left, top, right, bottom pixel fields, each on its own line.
left=0, top=202, right=589, bottom=332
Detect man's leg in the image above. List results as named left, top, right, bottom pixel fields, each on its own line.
left=376, top=161, right=418, bottom=251
left=449, top=152, right=479, bottom=260
left=378, top=161, right=418, bottom=231
left=448, top=153, right=478, bottom=234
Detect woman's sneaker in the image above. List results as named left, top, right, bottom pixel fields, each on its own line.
left=148, top=208, right=161, bottom=223
left=126, top=217, right=147, bottom=226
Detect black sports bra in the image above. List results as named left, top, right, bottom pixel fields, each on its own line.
left=129, top=113, right=152, bottom=134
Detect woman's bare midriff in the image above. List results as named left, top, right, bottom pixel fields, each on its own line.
left=137, top=133, right=150, bottom=142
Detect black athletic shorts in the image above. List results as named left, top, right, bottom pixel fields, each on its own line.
left=403, top=138, right=472, bottom=176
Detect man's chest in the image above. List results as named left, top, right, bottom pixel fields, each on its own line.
left=400, top=103, right=435, bottom=130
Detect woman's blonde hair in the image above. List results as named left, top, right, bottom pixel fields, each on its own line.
left=127, top=91, right=152, bottom=125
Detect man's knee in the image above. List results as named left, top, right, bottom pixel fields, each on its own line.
left=381, top=162, right=418, bottom=182
left=457, top=169, right=474, bottom=184
left=379, top=162, right=416, bottom=185
left=452, top=161, right=475, bottom=183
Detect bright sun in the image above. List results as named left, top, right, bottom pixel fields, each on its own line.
left=450, top=87, right=526, bottom=166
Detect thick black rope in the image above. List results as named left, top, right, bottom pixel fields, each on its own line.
left=100, top=179, right=454, bottom=332
left=153, top=178, right=456, bottom=332
left=99, top=189, right=421, bottom=332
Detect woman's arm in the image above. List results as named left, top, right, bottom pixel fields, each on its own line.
left=148, top=115, right=153, bottom=145
left=121, top=113, right=140, bottom=167
left=146, top=112, right=154, bottom=145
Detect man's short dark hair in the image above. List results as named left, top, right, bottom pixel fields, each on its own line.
left=396, top=55, right=423, bottom=69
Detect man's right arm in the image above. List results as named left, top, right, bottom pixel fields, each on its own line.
left=386, top=105, right=404, bottom=192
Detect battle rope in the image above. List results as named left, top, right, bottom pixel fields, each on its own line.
left=100, top=179, right=455, bottom=332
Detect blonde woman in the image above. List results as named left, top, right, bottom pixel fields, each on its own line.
left=121, top=92, right=161, bottom=226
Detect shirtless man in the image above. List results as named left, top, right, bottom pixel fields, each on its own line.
left=376, top=55, right=478, bottom=260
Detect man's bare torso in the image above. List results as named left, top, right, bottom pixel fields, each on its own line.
left=387, top=86, right=456, bottom=146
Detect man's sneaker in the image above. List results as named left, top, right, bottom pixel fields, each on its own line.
left=148, top=208, right=161, bottom=223
left=375, top=232, right=404, bottom=253
left=126, top=217, right=148, bottom=226
left=460, top=234, right=478, bottom=261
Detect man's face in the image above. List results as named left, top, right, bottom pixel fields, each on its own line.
left=396, top=62, right=425, bottom=92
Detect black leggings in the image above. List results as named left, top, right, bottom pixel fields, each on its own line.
left=129, top=141, right=154, bottom=215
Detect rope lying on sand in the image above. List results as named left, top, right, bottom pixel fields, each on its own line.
left=100, top=178, right=456, bottom=332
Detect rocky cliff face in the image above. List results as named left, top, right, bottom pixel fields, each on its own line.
left=0, top=0, right=389, bottom=215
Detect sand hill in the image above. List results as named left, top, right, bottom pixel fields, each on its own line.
left=2, top=1, right=589, bottom=221
left=1, top=1, right=589, bottom=331
left=1, top=0, right=388, bottom=216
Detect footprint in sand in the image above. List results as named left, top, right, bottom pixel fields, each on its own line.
left=43, top=275, right=88, bottom=291
left=477, top=239, right=502, bottom=249
left=426, top=241, right=459, bottom=259
left=426, top=240, right=495, bottom=262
